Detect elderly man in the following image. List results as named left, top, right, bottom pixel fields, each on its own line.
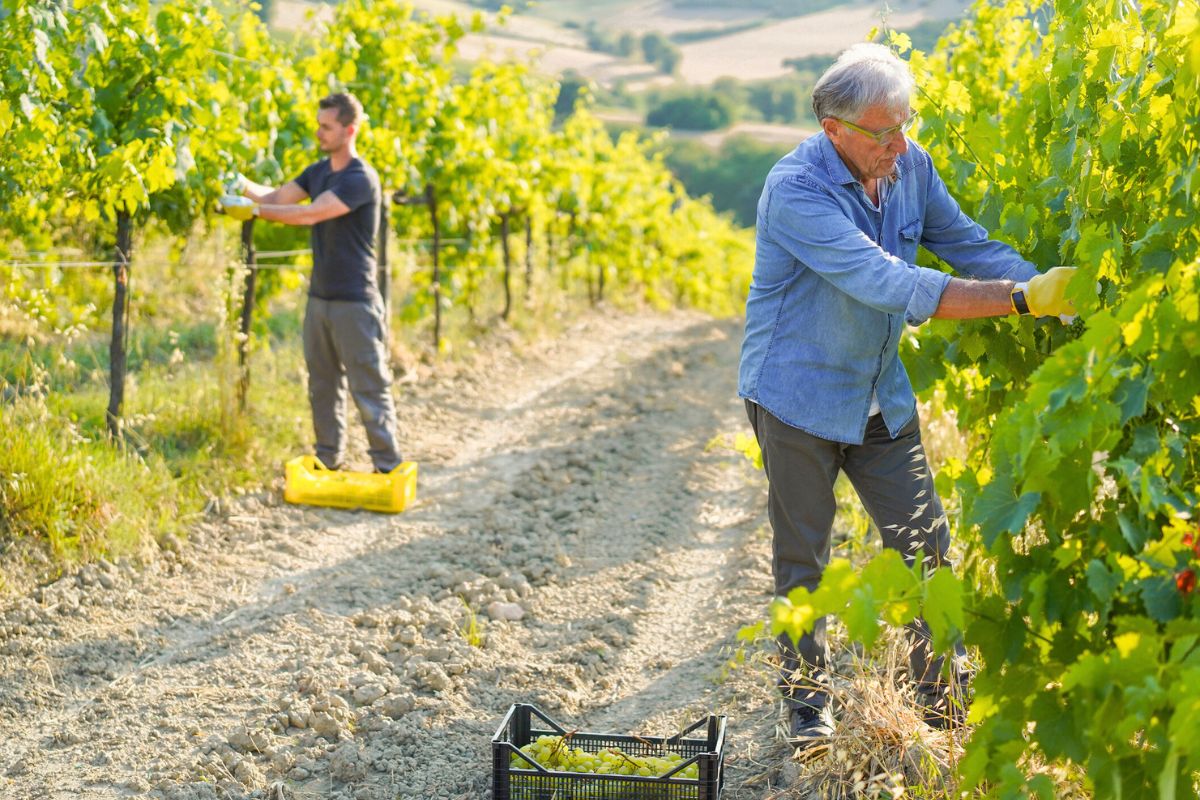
left=738, top=43, right=1075, bottom=748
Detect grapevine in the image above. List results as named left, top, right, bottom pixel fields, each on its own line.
left=0, top=0, right=751, bottom=425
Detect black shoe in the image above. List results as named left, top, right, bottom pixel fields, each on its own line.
left=315, top=458, right=344, bottom=471
left=786, top=705, right=834, bottom=751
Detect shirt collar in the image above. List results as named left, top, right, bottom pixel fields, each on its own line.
left=817, top=133, right=857, bottom=186
left=816, top=131, right=906, bottom=188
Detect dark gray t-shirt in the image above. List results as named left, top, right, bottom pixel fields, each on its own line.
left=295, top=157, right=381, bottom=302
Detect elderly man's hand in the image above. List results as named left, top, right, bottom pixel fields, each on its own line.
left=1012, top=266, right=1078, bottom=320
left=219, top=195, right=259, bottom=222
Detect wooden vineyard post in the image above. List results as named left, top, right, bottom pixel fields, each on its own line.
left=106, top=211, right=134, bottom=439
left=426, top=185, right=442, bottom=352
left=500, top=211, right=512, bottom=321
left=523, top=215, right=534, bottom=305
left=377, top=194, right=391, bottom=327
left=237, top=219, right=257, bottom=412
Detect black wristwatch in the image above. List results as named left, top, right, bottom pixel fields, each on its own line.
left=1010, top=284, right=1031, bottom=315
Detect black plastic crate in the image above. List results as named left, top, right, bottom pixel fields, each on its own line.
left=492, top=703, right=726, bottom=800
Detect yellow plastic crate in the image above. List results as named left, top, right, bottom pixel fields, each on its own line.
left=284, top=456, right=418, bottom=513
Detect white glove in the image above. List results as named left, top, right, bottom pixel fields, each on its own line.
left=224, top=172, right=248, bottom=194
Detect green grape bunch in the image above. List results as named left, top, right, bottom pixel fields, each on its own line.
left=509, top=733, right=702, bottom=797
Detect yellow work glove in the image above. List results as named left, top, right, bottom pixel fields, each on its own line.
left=219, top=194, right=258, bottom=222
left=1011, top=266, right=1077, bottom=321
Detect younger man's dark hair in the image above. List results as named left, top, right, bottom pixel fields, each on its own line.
left=319, top=92, right=365, bottom=127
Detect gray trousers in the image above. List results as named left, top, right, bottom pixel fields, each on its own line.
left=303, top=296, right=402, bottom=473
left=745, top=400, right=966, bottom=711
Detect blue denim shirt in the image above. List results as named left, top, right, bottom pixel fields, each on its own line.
left=738, top=133, right=1038, bottom=444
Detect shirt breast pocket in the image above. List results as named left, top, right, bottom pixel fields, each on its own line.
left=898, top=219, right=922, bottom=264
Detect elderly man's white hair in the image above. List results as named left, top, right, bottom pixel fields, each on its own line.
left=811, top=43, right=914, bottom=123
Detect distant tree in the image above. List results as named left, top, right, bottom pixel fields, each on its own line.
left=616, top=31, right=638, bottom=57
left=657, top=44, right=682, bottom=74
left=643, top=77, right=814, bottom=128
left=747, top=82, right=805, bottom=123
left=646, top=93, right=734, bottom=130
left=711, top=76, right=740, bottom=96
left=783, top=53, right=837, bottom=74
left=709, top=77, right=744, bottom=114
left=641, top=32, right=670, bottom=64
left=584, top=22, right=615, bottom=53
left=661, top=134, right=788, bottom=227
left=555, top=70, right=589, bottom=119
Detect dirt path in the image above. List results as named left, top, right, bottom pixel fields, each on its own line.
left=1, top=310, right=802, bottom=800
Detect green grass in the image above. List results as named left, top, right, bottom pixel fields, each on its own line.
left=458, top=597, right=485, bottom=648
left=0, top=258, right=309, bottom=582
left=0, top=337, right=308, bottom=572
left=0, top=402, right=176, bottom=565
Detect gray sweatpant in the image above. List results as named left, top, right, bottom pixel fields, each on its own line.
left=303, top=295, right=402, bottom=473
left=745, top=401, right=966, bottom=711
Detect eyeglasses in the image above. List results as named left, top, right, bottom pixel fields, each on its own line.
left=836, top=111, right=918, bottom=145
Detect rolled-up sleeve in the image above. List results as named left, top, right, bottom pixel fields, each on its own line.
left=765, top=175, right=952, bottom=324
left=904, top=267, right=953, bottom=325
